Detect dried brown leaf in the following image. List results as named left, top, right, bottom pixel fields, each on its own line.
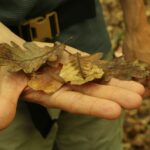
left=59, top=53, right=104, bottom=85
left=97, top=57, right=150, bottom=82
left=28, top=66, right=64, bottom=94
left=0, top=42, right=60, bottom=73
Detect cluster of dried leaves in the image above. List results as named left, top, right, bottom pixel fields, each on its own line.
left=101, top=0, right=150, bottom=149
left=0, top=42, right=149, bottom=95
left=0, top=42, right=104, bottom=94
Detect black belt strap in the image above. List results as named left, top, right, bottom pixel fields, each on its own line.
left=26, top=103, right=55, bottom=138
left=9, top=0, right=96, bottom=41
left=26, top=0, right=96, bottom=31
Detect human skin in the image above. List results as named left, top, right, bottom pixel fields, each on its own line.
left=0, top=22, right=145, bottom=130
left=120, top=0, right=150, bottom=64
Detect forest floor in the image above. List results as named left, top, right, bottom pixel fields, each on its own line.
left=101, top=1, right=150, bottom=150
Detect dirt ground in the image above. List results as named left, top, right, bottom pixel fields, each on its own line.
left=100, top=1, right=150, bottom=150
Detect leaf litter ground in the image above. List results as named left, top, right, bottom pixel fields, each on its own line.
left=101, top=1, right=150, bottom=149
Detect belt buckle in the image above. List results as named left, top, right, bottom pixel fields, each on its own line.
left=19, top=11, right=60, bottom=41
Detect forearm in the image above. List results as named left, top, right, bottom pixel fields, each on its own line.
left=120, top=0, right=148, bottom=33
left=0, top=22, right=24, bottom=45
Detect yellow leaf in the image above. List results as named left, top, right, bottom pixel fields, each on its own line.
left=60, top=53, right=104, bottom=85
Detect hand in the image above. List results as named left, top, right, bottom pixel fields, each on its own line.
left=23, top=78, right=144, bottom=118
left=0, top=67, right=27, bottom=129
left=0, top=23, right=145, bottom=130
left=0, top=62, right=144, bottom=130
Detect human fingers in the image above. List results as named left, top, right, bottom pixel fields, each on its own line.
left=0, top=69, right=27, bottom=129
left=108, top=78, right=145, bottom=95
left=69, top=81, right=143, bottom=110
left=23, top=87, right=122, bottom=119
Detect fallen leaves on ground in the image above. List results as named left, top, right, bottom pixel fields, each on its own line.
left=123, top=99, right=150, bottom=150
left=101, top=0, right=150, bottom=149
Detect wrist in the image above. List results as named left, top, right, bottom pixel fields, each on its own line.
left=0, top=22, right=24, bottom=46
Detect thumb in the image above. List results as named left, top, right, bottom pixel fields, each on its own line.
left=0, top=69, right=27, bottom=129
